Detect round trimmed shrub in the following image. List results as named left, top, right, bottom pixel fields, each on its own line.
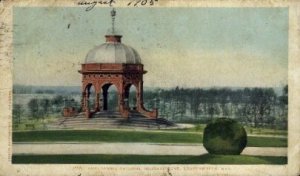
left=203, top=118, right=247, bottom=155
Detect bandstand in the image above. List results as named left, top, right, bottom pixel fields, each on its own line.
left=79, top=9, right=157, bottom=119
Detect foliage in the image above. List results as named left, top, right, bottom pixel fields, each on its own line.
left=203, top=118, right=247, bottom=155
left=40, top=98, right=50, bottom=117
left=27, top=98, right=39, bottom=119
left=141, top=86, right=288, bottom=129
left=51, top=95, right=65, bottom=112
left=13, top=104, right=23, bottom=124
left=276, top=85, right=288, bottom=129
left=25, top=95, right=81, bottom=120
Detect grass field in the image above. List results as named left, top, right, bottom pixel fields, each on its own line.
left=165, top=124, right=287, bottom=136
left=13, top=130, right=202, bottom=143
left=13, top=116, right=60, bottom=131
left=13, top=130, right=287, bottom=147
left=12, top=154, right=287, bottom=164
left=247, top=136, right=287, bottom=147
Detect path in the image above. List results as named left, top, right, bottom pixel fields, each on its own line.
left=17, top=127, right=287, bottom=138
left=13, top=142, right=287, bottom=157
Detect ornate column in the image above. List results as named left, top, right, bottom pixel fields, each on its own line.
left=137, top=80, right=144, bottom=110
left=85, top=89, right=90, bottom=118
left=95, top=92, right=100, bottom=112
left=118, top=84, right=129, bottom=118
left=118, top=92, right=123, bottom=112
left=81, top=92, right=86, bottom=112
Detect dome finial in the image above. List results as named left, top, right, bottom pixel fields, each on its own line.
left=110, top=8, right=116, bottom=34
left=105, top=8, right=122, bottom=43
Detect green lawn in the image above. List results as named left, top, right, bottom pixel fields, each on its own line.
left=244, top=126, right=287, bottom=136
left=12, top=154, right=287, bottom=164
left=247, top=136, right=287, bottom=147
left=13, top=116, right=61, bottom=131
left=13, top=130, right=287, bottom=147
left=13, top=130, right=202, bottom=143
left=165, top=124, right=287, bottom=136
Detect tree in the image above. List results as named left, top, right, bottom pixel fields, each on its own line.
left=13, top=104, right=23, bottom=124
left=174, top=87, right=187, bottom=119
left=277, top=85, right=288, bottom=129
left=141, top=87, right=280, bottom=125
left=28, top=98, right=39, bottom=119
left=40, top=98, right=50, bottom=118
left=279, top=85, right=288, bottom=105
left=219, top=89, right=231, bottom=118
left=189, top=89, right=201, bottom=118
left=51, top=95, right=64, bottom=113
left=248, top=88, right=276, bottom=127
left=206, top=89, right=219, bottom=119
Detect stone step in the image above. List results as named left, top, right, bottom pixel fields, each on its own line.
left=49, top=121, right=120, bottom=126
left=49, top=122, right=160, bottom=128
left=61, top=118, right=123, bottom=122
left=47, top=111, right=175, bottom=130
left=54, top=118, right=174, bottom=125
left=57, top=123, right=158, bottom=129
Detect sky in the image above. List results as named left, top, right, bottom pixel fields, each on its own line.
left=13, top=7, right=288, bottom=88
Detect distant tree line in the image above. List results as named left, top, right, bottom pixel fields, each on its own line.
left=13, top=86, right=288, bottom=129
left=35, top=90, right=55, bottom=94
left=13, top=95, right=80, bottom=123
left=142, top=86, right=288, bottom=129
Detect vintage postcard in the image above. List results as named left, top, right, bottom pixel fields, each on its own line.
left=0, top=0, right=300, bottom=175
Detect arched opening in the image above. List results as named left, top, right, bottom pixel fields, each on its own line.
left=85, top=84, right=96, bottom=112
left=125, top=84, right=137, bottom=111
left=101, top=83, right=118, bottom=111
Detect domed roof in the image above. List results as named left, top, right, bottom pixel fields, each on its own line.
left=85, top=35, right=141, bottom=64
